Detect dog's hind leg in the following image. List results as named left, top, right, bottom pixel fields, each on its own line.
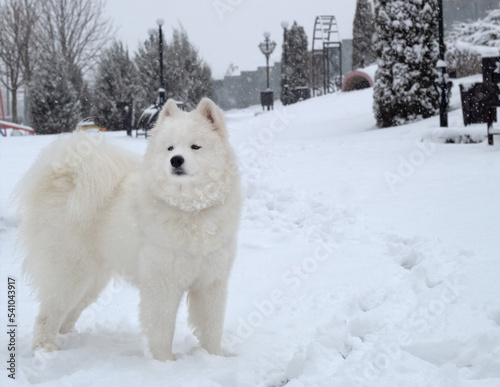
left=32, top=267, right=94, bottom=352
left=188, top=280, right=228, bottom=356
left=59, top=272, right=111, bottom=334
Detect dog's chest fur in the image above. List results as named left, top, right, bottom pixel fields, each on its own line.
left=140, top=199, right=234, bottom=257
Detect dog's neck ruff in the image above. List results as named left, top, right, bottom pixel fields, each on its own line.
left=160, top=183, right=229, bottom=212
left=144, top=169, right=233, bottom=213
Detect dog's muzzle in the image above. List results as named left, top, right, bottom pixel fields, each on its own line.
left=170, top=155, right=186, bottom=176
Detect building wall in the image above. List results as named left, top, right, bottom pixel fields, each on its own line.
left=213, top=41, right=354, bottom=110
left=342, top=39, right=353, bottom=76
left=213, top=62, right=281, bottom=110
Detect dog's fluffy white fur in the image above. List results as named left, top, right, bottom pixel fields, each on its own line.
left=17, top=98, right=242, bottom=361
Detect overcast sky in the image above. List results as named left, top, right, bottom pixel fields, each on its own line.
left=104, top=0, right=357, bottom=79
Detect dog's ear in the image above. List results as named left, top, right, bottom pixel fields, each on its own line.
left=151, top=99, right=180, bottom=135
left=196, top=98, right=227, bottom=136
left=160, top=99, right=180, bottom=118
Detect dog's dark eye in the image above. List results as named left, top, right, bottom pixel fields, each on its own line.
left=168, top=146, right=174, bottom=151
left=191, top=145, right=201, bottom=150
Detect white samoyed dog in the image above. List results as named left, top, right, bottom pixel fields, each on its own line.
left=17, top=98, right=242, bottom=361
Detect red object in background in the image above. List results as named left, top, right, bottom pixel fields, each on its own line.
left=0, top=120, right=35, bottom=134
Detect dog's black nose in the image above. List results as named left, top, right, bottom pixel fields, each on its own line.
left=170, top=155, right=184, bottom=168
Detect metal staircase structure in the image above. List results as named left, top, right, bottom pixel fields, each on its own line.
left=311, top=15, right=342, bottom=96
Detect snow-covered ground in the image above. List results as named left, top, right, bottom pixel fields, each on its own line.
left=1, top=80, right=500, bottom=386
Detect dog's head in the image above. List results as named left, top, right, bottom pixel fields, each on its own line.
left=142, top=98, right=237, bottom=211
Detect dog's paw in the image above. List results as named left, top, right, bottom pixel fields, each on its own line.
left=151, top=349, right=176, bottom=362
left=33, top=339, right=59, bottom=353
left=205, top=345, right=224, bottom=357
left=59, top=325, right=76, bottom=335
left=222, top=348, right=236, bottom=357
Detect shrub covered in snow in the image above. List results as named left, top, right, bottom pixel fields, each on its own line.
left=445, top=9, right=500, bottom=77
left=373, top=0, right=439, bottom=128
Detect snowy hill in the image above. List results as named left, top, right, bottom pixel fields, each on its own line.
left=1, top=84, right=500, bottom=386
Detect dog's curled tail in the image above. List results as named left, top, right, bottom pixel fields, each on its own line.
left=15, top=131, right=139, bottom=229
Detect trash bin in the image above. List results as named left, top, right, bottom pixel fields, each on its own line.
left=260, top=90, right=274, bottom=111
left=459, top=83, right=497, bottom=126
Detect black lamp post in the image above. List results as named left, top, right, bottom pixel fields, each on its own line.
left=258, top=32, right=277, bottom=110
left=281, top=21, right=290, bottom=105
left=149, top=18, right=166, bottom=107
left=436, top=0, right=452, bottom=127
left=136, top=18, right=168, bottom=137
left=259, top=32, right=277, bottom=90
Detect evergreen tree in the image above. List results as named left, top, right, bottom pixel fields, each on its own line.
left=135, top=32, right=167, bottom=114
left=166, top=28, right=213, bottom=110
left=373, top=0, right=439, bottom=128
left=27, top=0, right=111, bottom=133
left=352, top=0, right=376, bottom=69
left=92, top=41, right=139, bottom=130
left=280, top=21, right=309, bottom=104
left=30, top=52, right=82, bottom=134
left=134, top=27, right=212, bottom=112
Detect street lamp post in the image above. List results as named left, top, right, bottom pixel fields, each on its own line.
left=157, top=19, right=164, bottom=93
left=136, top=19, right=168, bottom=137
left=149, top=18, right=166, bottom=107
left=259, top=32, right=277, bottom=90
left=436, top=0, right=451, bottom=127
left=258, top=32, right=277, bottom=110
left=281, top=21, right=290, bottom=106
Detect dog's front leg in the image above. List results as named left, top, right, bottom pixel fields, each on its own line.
left=140, top=281, right=182, bottom=361
left=139, top=265, right=183, bottom=361
left=188, top=279, right=228, bottom=356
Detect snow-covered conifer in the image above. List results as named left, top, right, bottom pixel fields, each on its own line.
left=280, top=21, right=309, bottom=104
left=30, top=53, right=82, bottom=134
left=134, top=27, right=212, bottom=112
left=92, top=41, right=139, bottom=130
left=373, top=0, right=439, bottom=128
left=166, top=28, right=213, bottom=110
left=352, top=0, right=376, bottom=69
left=135, top=32, right=167, bottom=113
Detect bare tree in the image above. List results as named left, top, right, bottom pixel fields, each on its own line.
left=0, top=0, right=40, bottom=123
left=37, top=0, right=114, bottom=74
